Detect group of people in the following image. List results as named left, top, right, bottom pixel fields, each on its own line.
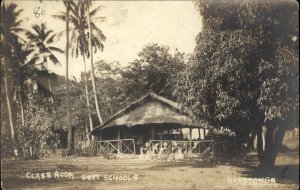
left=140, top=140, right=199, bottom=155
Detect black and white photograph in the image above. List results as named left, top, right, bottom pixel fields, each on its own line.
left=1, top=0, right=299, bottom=189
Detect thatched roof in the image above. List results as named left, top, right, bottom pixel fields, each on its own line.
left=91, top=93, right=202, bottom=135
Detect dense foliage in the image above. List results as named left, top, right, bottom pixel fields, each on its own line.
left=175, top=0, right=298, bottom=167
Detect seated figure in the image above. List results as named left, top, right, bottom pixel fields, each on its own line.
left=153, top=143, right=159, bottom=154
left=159, top=141, right=168, bottom=155
left=140, top=142, right=151, bottom=155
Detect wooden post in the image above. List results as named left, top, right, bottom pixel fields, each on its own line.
left=198, top=128, right=201, bottom=140
left=133, top=139, right=136, bottom=154
left=151, top=126, right=155, bottom=140
left=151, top=126, right=155, bottom=155
left=203, top=128, right=206, bottom=139
left=118, top=127, right=121, bottom=154
left=189, top=128, right=192, bottom=155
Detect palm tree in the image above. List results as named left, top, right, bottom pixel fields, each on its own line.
left=1, top=2, right=25, bottom=155
left=25, top=23, right=64, bottom=106
left=68, top=2, right=93, bottom=139
left=83, top=0, right=105, bottom=126
left=70, top=1, right=106, bottom=138
left=10, top=36, right=53, bottom=128
left=64, top=1, right=72, bottom=153
left=53, top=1, right=106, bottom=137
left=53, top=1, right=73, bottom=153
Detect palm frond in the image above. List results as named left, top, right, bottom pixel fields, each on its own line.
left=14, top=20, right=23, bottom=27
left=91, top=16, right=106, bottom=22
left=91, top=22, right=106, bottom=41
left=32, top=24, right=42, bottom=37
left=46, top=34, right=56, bottom=44
left=89, top=5, right=105, bottom=18
left=11, top=27, right=25, bottom=33
left=55, top=29, right=66, bottom=40
left=44, top=29, right=54, bottom=40
left=26, top=56, right=39, bottom=66
left=52, top=14, right=67, bottom=22
left=48, top=52, right=60, bottom=65
left=48, top=46, right=64, bottom=54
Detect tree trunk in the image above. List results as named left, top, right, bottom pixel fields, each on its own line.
left=257, top=126, right=264, bottom=162
left=65, top=3, right=73, bottom=153
left=19, top=93, right=25, bottom=127
left=85, top=123, right=90, bottom=142
left=48, top=78, right=56, bottom=113
left=83, top=55, right=93, bottom=141
left=48, top=78, right=54, bottom=104
left=87, top=5, right=103, bottom=125
left=248, top=124, right=260, bottom=152
left=257, top=121, right=286, bottom=168
left=3, top=56, right=17, bottom=155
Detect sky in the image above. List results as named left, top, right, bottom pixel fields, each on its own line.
left=11, top=0, right=203, bottom=79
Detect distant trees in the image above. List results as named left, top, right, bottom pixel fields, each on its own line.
left=121, top=43, right=186, bottom=102
left=175, top=0, right=298, bottom=168
left=90, top=44, right=187, bottom=120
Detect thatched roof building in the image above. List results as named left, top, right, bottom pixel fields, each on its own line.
left=91, top=93, right=202, bottom=136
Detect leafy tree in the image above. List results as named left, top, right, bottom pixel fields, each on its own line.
left=94, top=60, right=126, bottom=119
left=175, top=0, right=298, bottom=168
left=51, top=79, right=93, bottom=149
left=17, top=93, right=59, bottom=157
left=121, top=43, right=186, bottom=103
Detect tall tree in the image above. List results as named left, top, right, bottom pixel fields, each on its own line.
left=25, top=23, right=63, bottom=112
left=10, top=36, right=40, bottom=128
left=0, top=2, right=24, bottom=155
left=84, top=0, right=106, bottom=125
left=52, top=1, right=74, bottom=153
left=121, top=44, right=186, bottom=102
left=175, top=0, right=298, bottom=168
left=53, top=1, right=106, bottom=140
left=65, top=1, right=72, bottom=153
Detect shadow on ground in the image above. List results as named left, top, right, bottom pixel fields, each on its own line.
left=240, top=165, right=299, bottom=184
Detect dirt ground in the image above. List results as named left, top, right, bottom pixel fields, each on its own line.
left=1, top=153, right=299, bottom=190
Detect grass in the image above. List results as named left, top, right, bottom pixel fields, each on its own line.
left=1, top=153, right=299, bottom=190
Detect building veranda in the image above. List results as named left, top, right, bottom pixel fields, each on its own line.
left=91, top=93, right=233, bottom=160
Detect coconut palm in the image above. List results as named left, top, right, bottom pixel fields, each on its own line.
left=83, top=0, right=105, bottom=126
left=1, top=2, right=25, bottom=155
left=53, top=1, right=106, bottom=136
left=64, top=1, right=72, bottom=153
left=25, top=23, right=64, bottom=106
left=10, top=36, right=53, bottom=128
left=70, top=1, right=106, bottom=138
left=52, top=1, right=73, bottom=152
left=26, top=23, right=64, bottom=67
